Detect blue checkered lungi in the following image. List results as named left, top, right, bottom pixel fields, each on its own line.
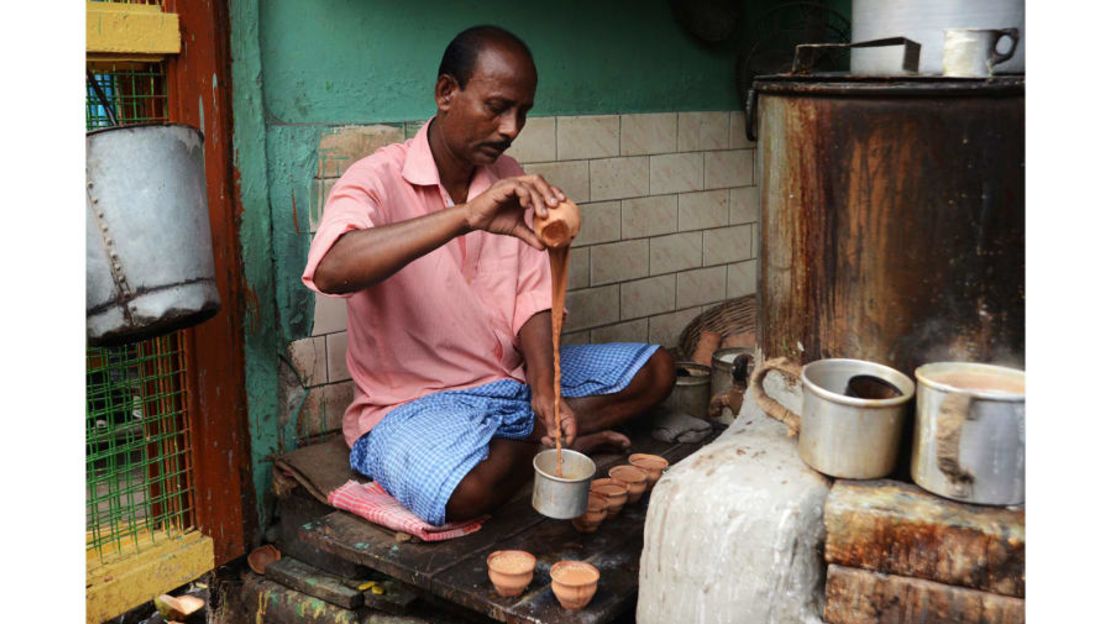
left=349, top=342, right=659, bottom=525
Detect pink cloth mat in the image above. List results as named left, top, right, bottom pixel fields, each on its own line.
left=327, top=480, right=486, bottom=542
left=272, top=436, right=484, bottom=542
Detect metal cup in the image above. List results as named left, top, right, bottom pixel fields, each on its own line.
left=943, top=28, right=1020, bottom=77
left=532, top=449, right=596, bottom=519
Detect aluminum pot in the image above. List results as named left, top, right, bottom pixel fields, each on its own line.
left=752, top=358, right=915, bottom=479
left=912, top=362, right=1025, bottom=505
left=710, top=348, right=753, bottom=425
left=87, top=123, right=220, bottom=346
left=532, top=449, right=596, bottom=519
left=659, top=362, right=711, bottom=420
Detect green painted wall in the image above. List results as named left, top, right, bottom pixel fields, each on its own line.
left=258, top=0, right=743, bottom=124
left=230, top=0, right=851, bottom=530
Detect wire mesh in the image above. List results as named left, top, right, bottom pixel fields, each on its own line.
left=86, top=335, right=196, bottom=561
left=86, top=64, right=168, bottom=130
left=86, top=58, right=196, bottom=565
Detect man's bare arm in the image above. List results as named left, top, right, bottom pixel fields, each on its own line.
left=313, top=175, right=565, bottom=294
left=518, top=310, right=577, bottom=446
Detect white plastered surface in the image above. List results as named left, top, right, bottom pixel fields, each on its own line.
left=637, top=370, right=831, bottom=624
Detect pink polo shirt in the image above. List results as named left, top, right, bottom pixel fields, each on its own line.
left=303, top=120, right=553, bottom=447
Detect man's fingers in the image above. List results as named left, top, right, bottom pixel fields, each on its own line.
left=562, top=412, right=577, bottom=447
left=527, top=175, right=561, bottom=207
left=513, top=223, right=545, bottom=250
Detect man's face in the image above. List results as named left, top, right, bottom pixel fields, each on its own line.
left=437, top=43, right=537, bottom=166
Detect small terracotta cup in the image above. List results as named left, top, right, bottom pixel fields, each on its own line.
left=629, top=453, right=670, bottom=490
left=532, top=200, right=581, bottom=248
left=590, top=478, right=629, bottom=519
left=550, top=561, right=601, bottom=611
left=608, top=465, right=648, bottom=503
left=571, top=494, right=608, bottom=533
left=487, top=550, right=537, bottom=597
left=247, top=544, right=282, bottom=575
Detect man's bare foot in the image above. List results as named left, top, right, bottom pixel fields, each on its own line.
left=570, top=430, right=631, bottom=455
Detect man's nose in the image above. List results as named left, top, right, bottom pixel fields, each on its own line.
left=498, top=112, right=524, bottom=140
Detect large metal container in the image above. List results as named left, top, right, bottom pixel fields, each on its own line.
left=87, top=123, right=220, bottom=345
left=912, top=362, right=1025, bottom=505
left=752, top=75, right=1025, bottom=376
left=532, top=449, right=596, bottom=519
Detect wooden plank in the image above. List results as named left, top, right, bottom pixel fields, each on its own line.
left=824, top=479, right=1024, bottom=597
left=165, top=0, right=256, bottom=565
left=299, top=435, right=706, bottom=624
left=824, top=565, right=1025, bottom=624
left=86, top=531, right=214, bottom=624
left=300, top=488, right=549, bottom=587
left=277, top=485, right=367, bottom=578
left=265, top=557, right=364, bottom=610
left=434, top=502, right=649, bottom=624
left=242, top=574, right=364, bottom=624
left=87, top=1, right=180, bottom=57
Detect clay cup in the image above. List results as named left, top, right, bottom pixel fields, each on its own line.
left=486, top=550, right=537, bottom=597
left=571, top=494, right=608, bottom=533
left=607, top=465, right=648, bottom=503
left=532, top=200, right=581, bottom=248
left=550, top=561, right=601, bottom=611
left=589, top=478, right=629, bottom=519
left=629, top=453, right=669, bottom=490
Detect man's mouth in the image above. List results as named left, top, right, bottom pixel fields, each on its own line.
left=482, top=142, right=511, bottom=154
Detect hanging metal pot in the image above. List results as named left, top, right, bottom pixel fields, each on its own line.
left=86, top=123, right=220, bottom=345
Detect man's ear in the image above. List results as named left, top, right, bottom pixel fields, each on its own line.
left=435, top=75, right=460, bottom=111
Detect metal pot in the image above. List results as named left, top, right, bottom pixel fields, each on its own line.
left=87, top=123, right=221, bottom=345
left=752, top=358, right=915, bottom=479
left=912, top=362, right=1025, bottom=505
left=659, top=362, right=711, bottom=420
left=709, top=348, right=753, bottom=425
left=532, top=449, right=596, bottom=519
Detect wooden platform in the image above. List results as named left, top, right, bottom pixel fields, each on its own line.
left=298, top=430, right=717, bottom=624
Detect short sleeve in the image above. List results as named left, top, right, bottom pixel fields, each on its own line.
left=512, top=239, right=554, bottom=336
left=302, top=165, right=384, bottom=297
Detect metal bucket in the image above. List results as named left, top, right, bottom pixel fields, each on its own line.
left=912, top=362, right=1025, bottom=505
left=87, top=123, right=220, bottom=346
left=660, top=362, right=711, bottom=420
left=532, top=449, right=596, bottom=519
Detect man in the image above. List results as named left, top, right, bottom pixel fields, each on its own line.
left=303, top=25, right=674, bottom=526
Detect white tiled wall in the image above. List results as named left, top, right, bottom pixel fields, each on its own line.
left=293, top=111, right=760, bottom=432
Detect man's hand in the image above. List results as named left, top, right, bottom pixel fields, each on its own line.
left=463, top=175, right=566, bottom=250
left=532, top=389, right=577, bottom=449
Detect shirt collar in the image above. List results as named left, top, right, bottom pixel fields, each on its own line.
left=401, top=117, right=498, bottom=201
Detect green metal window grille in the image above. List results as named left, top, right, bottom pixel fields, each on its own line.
left=86, top=61, right=197, bottom=564
left=86, top=336, right=195, bottom=561
left=86, top=63, right=168, bottom=130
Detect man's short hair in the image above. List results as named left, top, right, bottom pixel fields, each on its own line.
left=438, top=25, right=534, bottom=90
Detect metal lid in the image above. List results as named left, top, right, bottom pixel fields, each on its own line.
left=753, top=72, right=1024, bottom=96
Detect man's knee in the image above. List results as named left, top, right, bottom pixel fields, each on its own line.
left=648, top=348, right=676, bottom=403
left=445, top=472, right=495, bottom=521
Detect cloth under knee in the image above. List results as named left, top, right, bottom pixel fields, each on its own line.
left=349, top=342, right=660, bottom=525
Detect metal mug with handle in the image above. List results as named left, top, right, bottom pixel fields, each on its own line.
left=942, top=28, right=1021, bottom=77
left=912, top=362, right=1025, bottom=505
left=751, top=357, right=915, bottom=479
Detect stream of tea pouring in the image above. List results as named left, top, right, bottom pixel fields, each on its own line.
left=533, top=200, right=581, bottom=477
